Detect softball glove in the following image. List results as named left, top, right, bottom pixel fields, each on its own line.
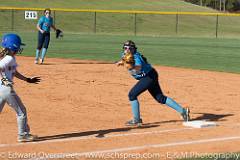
left=56, top=29, right=63, bottom=38
left=122, top=50, right=135, bottom=69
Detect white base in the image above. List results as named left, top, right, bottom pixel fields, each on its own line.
left=183, top=120, right=217, bottom=128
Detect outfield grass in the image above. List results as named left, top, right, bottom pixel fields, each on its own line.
left=12, top=32, right=240, bottom=74
left=0, top=0, right=215, bottom=12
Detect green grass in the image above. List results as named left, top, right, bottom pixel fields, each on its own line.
left=0, top=0, right=216, bottom=12
left=11, top=32, right=240, bottom=74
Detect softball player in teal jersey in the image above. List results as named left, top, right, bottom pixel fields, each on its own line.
left=117, top=40, right=190, bottom=126
left=35, top=8, right=57, bottom=64
left=0, top=33, right=40, bottom=142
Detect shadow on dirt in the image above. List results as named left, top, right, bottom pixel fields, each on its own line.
left=35, top=63, right=56, bottom=65
left=143, top=119, right=182, bottom=126
left=138, top=113, right=234, bottom=127
left=191, top=113, right=234, bottom=121
left=34, top=61, right=115, bottom=66
left=66, top=61, right=114, bottom=64
left=36, top=124, right=159, bottom=142
left=34, top=113, right=233, bottom=142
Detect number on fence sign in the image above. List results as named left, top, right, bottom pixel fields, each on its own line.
left=25, top=11, right=38, bottom=19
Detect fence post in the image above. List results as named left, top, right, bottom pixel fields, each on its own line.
left=223, top=0, right=226, bottom=11
left=93, top=12, right=96, bottom=33
left=11, top=9, right=14, bottom=31
left=215, top=15, right=219, bottom=38
left=220, top=0, right=222, bottom=11
left=176, top=13, right=179, bottom=34
left=134, top=13, right=137, bottom=36
left=53, top=10, right=56, bottom=26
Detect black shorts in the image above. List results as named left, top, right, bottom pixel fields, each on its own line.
left=128, top=68, right=167, bottom=104
left=37, top=31, right=50, bottom=49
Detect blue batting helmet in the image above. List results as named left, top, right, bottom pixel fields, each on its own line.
left=1, top=33, right=25, bottom=52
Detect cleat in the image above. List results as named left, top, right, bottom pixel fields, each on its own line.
left=39, top=59, right=43, bottom=64
left=34, top=60, right=38, bottom=64
left=181, top=108, right=190, bottom=122
left=18, top=134, right=38, bottom=143
left=125, top=118, right=143, bottom=126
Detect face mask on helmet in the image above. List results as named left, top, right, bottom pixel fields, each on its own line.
left=123, top=40, right=137, bottom=53
left=1, top=33, right=25, bottom=54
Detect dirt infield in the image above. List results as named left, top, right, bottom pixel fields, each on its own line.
left=0, top=56, right=240, bottom=160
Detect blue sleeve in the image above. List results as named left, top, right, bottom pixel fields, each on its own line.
left=37, top=16, right=44, bottom=25
left=134, top=55, right=142, bottom=66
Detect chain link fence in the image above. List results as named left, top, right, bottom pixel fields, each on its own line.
left=1, top=8, right=240, bottom=38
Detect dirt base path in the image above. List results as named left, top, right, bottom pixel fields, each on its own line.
left=0, top=56, right=239, bottom=160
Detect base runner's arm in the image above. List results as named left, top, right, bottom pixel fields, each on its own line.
left=0, top=68, right=4, bottom=80
left=15, top=70, right=41, bottom=84
left=37, top=24, right=44, bottom=34
left=15, top=70, right=27, bottom=81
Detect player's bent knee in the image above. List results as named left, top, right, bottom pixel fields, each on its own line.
left=16, top=107, right=27, bottom=117
left=17, top=114, right=27, bottom=121
left=128, top=92, right=138, bottom=101
left=37, top=46, right=42, bottom=50
left=155, top=94, right=167, bottom=104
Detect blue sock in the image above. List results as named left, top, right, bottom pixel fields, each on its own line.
left=130, top=100, right=140, bottom=121
left=41, top=48, right=47, bottom=61
left=35, top=49, right=40, bottom=60
left=165, top=97, right=185, bottom=114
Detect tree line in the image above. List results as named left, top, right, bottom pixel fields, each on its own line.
left=184, top=0, right=240, bottom=12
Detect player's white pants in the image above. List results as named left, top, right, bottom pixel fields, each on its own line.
left=0, top=85, right=30, bottom=136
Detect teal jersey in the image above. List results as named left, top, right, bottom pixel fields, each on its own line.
left=38, top=16, right=53, bottom=32
left=121, top=51, right=152, bottom=80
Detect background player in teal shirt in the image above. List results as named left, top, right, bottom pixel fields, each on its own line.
left=117, top=40, right=190, bottom=126
left=35, top=8, right=57, bottom=64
